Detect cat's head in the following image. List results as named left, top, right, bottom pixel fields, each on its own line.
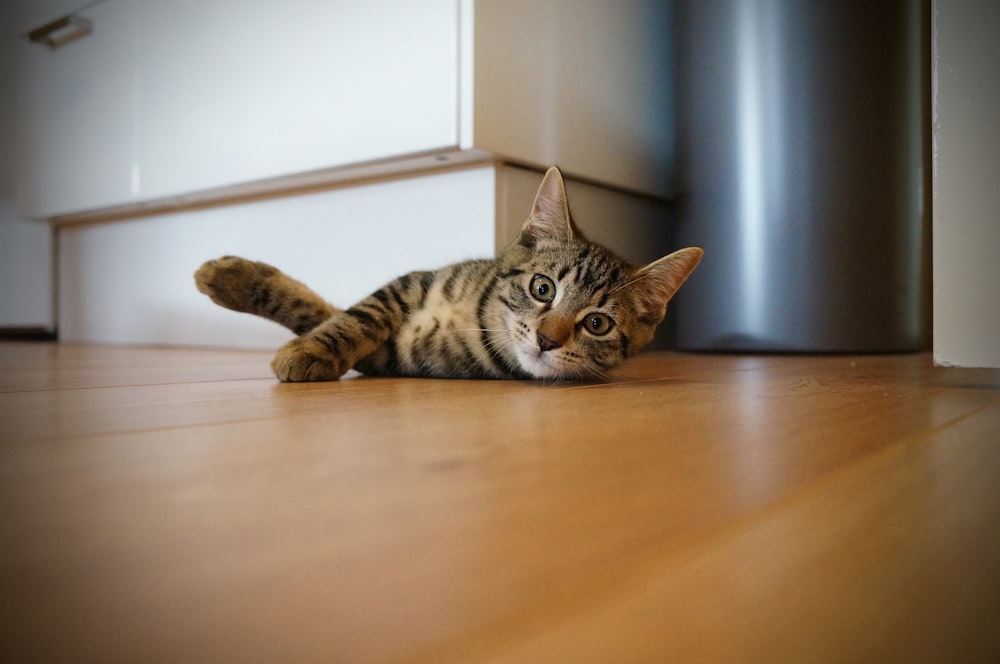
left=492, top=167, right=703, bottom=380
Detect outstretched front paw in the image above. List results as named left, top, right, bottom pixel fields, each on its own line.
left=194, top=256, right=276, bottom=313
left=271, top=336, right=348, bottom=382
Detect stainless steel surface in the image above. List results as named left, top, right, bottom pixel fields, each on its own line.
left=673, top=0, right=925, bottom=351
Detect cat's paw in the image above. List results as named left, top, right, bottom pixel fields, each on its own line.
left=194, top=256, right=277, bottom=313
left=271, top=336, right=348, bottom=382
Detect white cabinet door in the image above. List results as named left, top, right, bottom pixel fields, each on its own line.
left=135, top=0, right=461, bottom=201
left=15, top=0, right=137, bottom=218
left=17, top=0, right=461, bottom=217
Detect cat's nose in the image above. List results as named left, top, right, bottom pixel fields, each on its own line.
left=537, top=332, right=562, bottom=352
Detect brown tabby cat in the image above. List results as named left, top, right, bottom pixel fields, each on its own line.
left=194, top=167, right=702, bottom=381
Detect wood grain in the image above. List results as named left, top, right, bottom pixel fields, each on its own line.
left=1, top=342, right=998, bottom=662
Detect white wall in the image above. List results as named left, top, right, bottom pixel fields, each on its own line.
left=932, top=0, right=1000, bottom=368
left=0, top=2, right=54, bottom=331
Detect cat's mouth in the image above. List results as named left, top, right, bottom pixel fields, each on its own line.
left=514, top=344, right=565, bottom=379
left=504, top=314, right=568, bottom=379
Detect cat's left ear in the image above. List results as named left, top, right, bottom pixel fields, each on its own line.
left=519, top=166, right=576, bottom=246
left=632, top=247, right=704, bottom=324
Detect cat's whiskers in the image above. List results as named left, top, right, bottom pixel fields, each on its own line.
left=453, top=325, right=517, bottom=358
left=560, top=359, right=601, bottom=383
left=452, top=327, right=514, bottom=348
left=582, top=363, right=612, bottom=382
left=483, top=335, right=517, bottom=357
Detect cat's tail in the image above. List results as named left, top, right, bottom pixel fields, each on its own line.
left=194, top=256, right=339, bottom=335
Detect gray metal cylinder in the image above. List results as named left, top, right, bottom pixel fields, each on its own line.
left=673, top=0, right=925, bottom=352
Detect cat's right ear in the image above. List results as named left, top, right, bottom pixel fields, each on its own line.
left=631, top=247, right=704, bottom=325
left=519, top=167, right=575, bottom=246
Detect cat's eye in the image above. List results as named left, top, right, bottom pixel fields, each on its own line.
left=529, top=274, right=556, bottom=303
left=584, top=313, right=614, bottom=336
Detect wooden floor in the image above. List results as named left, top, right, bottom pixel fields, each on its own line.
left=1, top=342, right=999, bottom=662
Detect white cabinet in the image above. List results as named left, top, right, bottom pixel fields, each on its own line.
left=17, top=0, right=461, bottom=218
left=15, top=0, right=136, bottom=217
left=16, top=0, right=676, bottom=347
left=134, top=0, right=461, bottom=201
left=16, top=0, right=673, bottom=220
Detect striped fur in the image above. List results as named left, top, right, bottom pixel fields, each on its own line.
left=194, top=167, right=703, bottom=381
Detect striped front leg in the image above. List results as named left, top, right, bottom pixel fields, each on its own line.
left=270, top=274, right=424, bottom=382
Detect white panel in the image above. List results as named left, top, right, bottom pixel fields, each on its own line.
left=15, top=0, right=136, bottom=218
left=472, top=0, right=673, bottom=197
left=932, top=0, right=1000, bottom=368
left=135, top=0, right=460, bottom=201
left=58, top=167, right=496, bottom=347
